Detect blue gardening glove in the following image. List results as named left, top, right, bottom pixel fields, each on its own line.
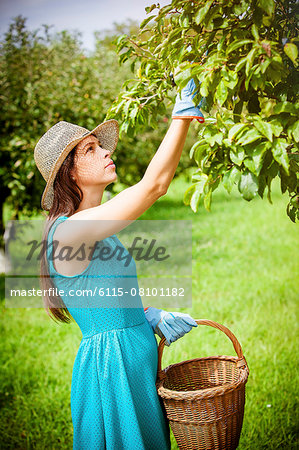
left=172, top=78, right=205, bottom=123
left=144, top=306, right=198, bottom=346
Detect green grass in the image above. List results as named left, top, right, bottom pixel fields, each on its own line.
left=0, top=174, right=298, bottom=449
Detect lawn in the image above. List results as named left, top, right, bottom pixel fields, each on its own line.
left=0, top=173, right=298, bottom=449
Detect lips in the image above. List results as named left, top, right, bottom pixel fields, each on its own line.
left=105, top=161, right=115, bottom=168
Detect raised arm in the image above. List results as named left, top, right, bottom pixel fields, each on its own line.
left=141, top=118, right=192, bottom=193
left=55, top=118, right=192, bottom=245
left=55, top=76, right=204, bottom=245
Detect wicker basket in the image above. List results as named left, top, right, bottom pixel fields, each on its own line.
left=156, top=319, right=250, bottom=450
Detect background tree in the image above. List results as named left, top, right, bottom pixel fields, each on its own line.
left=0, top=16, right=91, bottom=246
left=106, top=0, right=299, bottom=222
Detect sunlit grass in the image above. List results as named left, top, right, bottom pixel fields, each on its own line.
left=0, top=174, right=298, bottom=449
left=141, top=174, right=299, bottom=450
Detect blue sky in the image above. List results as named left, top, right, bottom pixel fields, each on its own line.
left=0, top=0, right=170, bottom=52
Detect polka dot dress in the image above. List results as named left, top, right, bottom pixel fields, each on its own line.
left=47, top=216, right=171, bottom=450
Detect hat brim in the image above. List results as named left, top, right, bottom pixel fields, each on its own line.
left=41, top=119, right=119, bottom=211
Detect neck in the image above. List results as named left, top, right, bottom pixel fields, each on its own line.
left=74, top=186, right=105, bottom=213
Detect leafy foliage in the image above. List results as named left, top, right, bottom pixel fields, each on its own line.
left=106, top=0, right=299, bottom=222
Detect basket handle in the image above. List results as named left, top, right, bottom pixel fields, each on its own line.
left=157, top=319, right=248, bottom=380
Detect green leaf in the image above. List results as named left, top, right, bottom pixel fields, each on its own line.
left=200, top=78, right=210, bottom=97
left=222, top=167, right=241, bottom=193
left=230, top=148, right=245, bottom=165
left=174, top=68, right=192, bottom=87
left=172, top=37, right=185, bottom=49
left=284, top=43, right=298, bottom=66
left=290, top=159, right=299, bottom=172
left=246, top=47, right=258, bottom=76
left=266, top=64, right=283, bottom=84
left=287, top=204, right=297, bottom=223
left=189, top=141, right=199, bottom=159
left=236, top=129, right=262, bottom=146
left=280, top=169, right=297, bottom=193
left=235, top=56, right=247, bottom=72
left=121, top=120, right=130, bottom=135
left=203, top=126, right=223, bottom=146
left=216, top=80, right=228, bottom=106
left=222, top=70, right=238, bottom=89
left=145, top=4, right=157, bottom=14
left=252, top=141, right=271, bottom=175
left=260, top=58, right=271, bottom=74
left=129, top=106, right=139, bottom=120
left=190, top=184, right=204, bottom=212
left=145, top=62, right=153, bottom=76
left=288, top=121, right=299, bottom=142
left=238, top=171, right=259, bottom=201
left=194, top=0, right=213, bottom=25
left=123, top=99, right=133, bottom=116
left=130, top=60, right=137, bottom=73
left=280, top=169, right=289, bottom=194
left=203, top=189, right=212, bottom=212
left=251, top=72, right=265, bottom=90
left=272, top=139, right=290, bottom=174
left=179, top=13, right=189, bottom=28
left=226, top=39, right=254, bottom=55
left=290, top=196, right=299, bottom=209
left=216, top=112, right=228, bottom=130
left=251, top=24, right=259, bottom=41
left=183, top=184, right=196, bottom=205
left=269, top=119, right=283, bottom=137
left=243, top=158, right=257, bottom=174
left=159, top=4, right=173, bottom=15
left=191, top=173, right=209, bottom=189
left=189, top=140, right=208, bottom=160
left=140, top=15, right=156, bottom=29
left=167, top=28, right=181, bottom=43
left=217, top=34, right=226, bottom=52
left=115, top=34, right=127, bottom=47
left=228, top=123, right=249, bottom=141
left=258, top=0, right=275, bottom=16
left=258, top=174, right=267, bottom=198
left=211, top=133, right=223, bottom=146
left=253, top=119, right=273, bottom=142
left=273, top=102, right=298, bottom=115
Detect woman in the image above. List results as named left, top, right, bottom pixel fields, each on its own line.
left=35, top=79, right=204, bottom=449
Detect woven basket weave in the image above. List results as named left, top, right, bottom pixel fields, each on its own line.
left=156, top=319, right=250, bottom=450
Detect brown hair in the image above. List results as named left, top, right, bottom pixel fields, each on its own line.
left=40, top=143, right=83, bottom=323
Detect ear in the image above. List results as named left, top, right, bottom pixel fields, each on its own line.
left=70, top=171, right=76, bottom=182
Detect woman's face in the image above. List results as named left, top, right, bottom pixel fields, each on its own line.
left=72, top=134, right=117, bottom=189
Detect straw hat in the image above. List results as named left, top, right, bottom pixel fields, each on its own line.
left=34, top=119, right=119, bottom=211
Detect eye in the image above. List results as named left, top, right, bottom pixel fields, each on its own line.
left=86, top=145, right=94, bottom=153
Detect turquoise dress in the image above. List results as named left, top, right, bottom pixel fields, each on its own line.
left=46, top=216, right=171, bottom=450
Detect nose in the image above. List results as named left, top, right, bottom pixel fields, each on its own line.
left=104, top=148, right=112, bottom=159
